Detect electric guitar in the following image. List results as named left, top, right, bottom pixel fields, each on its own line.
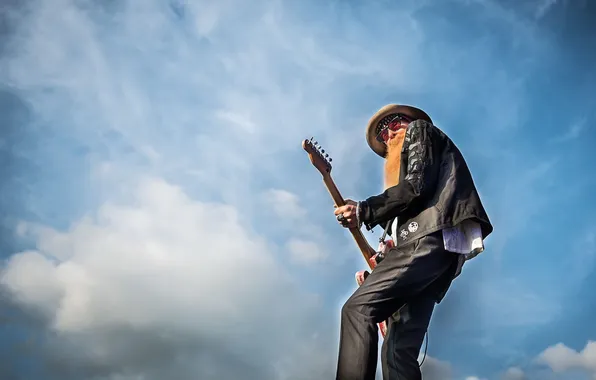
left=302, top=137, right=388, bottom=337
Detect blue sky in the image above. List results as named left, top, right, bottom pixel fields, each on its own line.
left=0, top=0, right=595, bottom=379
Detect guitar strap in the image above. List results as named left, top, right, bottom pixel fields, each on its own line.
left=372, top=218, right=395, bottom=266
left=379, top=218, right=393, bottom=243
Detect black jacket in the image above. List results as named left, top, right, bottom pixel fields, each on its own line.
left=361, top=119, right=493, bottom=247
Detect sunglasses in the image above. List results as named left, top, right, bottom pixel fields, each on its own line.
left=376, top=114, right=413, bottom=143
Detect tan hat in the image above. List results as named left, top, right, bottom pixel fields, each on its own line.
left=365, top=104, right=433, bottom=157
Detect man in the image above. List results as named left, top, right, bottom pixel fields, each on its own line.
left=333, top=104, right=493, bottom=380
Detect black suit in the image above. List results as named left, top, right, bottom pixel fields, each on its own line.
left=336, top=120, right=493, bottom=380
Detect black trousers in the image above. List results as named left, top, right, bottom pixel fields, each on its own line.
left=336, top=230, right=459, bottom=380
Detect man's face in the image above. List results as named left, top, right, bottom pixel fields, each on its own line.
left=386, top=120, right=408, bottom=143
left=376, top=114, right=412, bottom=145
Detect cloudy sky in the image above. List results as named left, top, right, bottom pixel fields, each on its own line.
left=1, top=0, right=595, bottom=379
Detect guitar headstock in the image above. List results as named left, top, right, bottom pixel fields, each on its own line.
left=302, top=137, right=333, bottom=176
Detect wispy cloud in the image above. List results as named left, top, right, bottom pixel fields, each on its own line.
left=535, top=0, right=559, bottom=19
left=550, top=117, right=586, bottom=143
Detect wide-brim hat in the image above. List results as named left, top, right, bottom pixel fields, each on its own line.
left=366, top=104, right=433, bottom=157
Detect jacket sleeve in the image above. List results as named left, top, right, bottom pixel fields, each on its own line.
left=361, top=120, right=439, bottom=230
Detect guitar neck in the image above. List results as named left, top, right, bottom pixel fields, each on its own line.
left=321, top=174, right=376, bottom=268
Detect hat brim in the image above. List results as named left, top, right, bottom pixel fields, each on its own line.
left=365, top=104, right=433, bottom=157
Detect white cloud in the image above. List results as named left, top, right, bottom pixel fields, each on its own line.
left=286, top=238, right=327, bottom=265
left=537, top=341, right=596, bottom=375
left=259, top=189, right=333, bottom=255
left=501, top=366, right=526, bottom=380
left=420, top=355, right=453, bottom=380
left=0, top=177, right=335, bottom=379
left=263, top=189, right=307, bottom=220
left=373, top=354, right=454, bottom=380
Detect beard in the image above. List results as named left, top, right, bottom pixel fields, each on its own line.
left=383, top=129, right=406, bottom=190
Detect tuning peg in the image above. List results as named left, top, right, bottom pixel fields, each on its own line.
left=321, top=149, right=325, bottom=153
left=329, top=158, right=332, bottom=162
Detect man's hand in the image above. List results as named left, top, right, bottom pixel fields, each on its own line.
left=334, top=199, right=359, bottom=229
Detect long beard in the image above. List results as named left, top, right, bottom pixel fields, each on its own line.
left=383, top=129, right=406, bottom=190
